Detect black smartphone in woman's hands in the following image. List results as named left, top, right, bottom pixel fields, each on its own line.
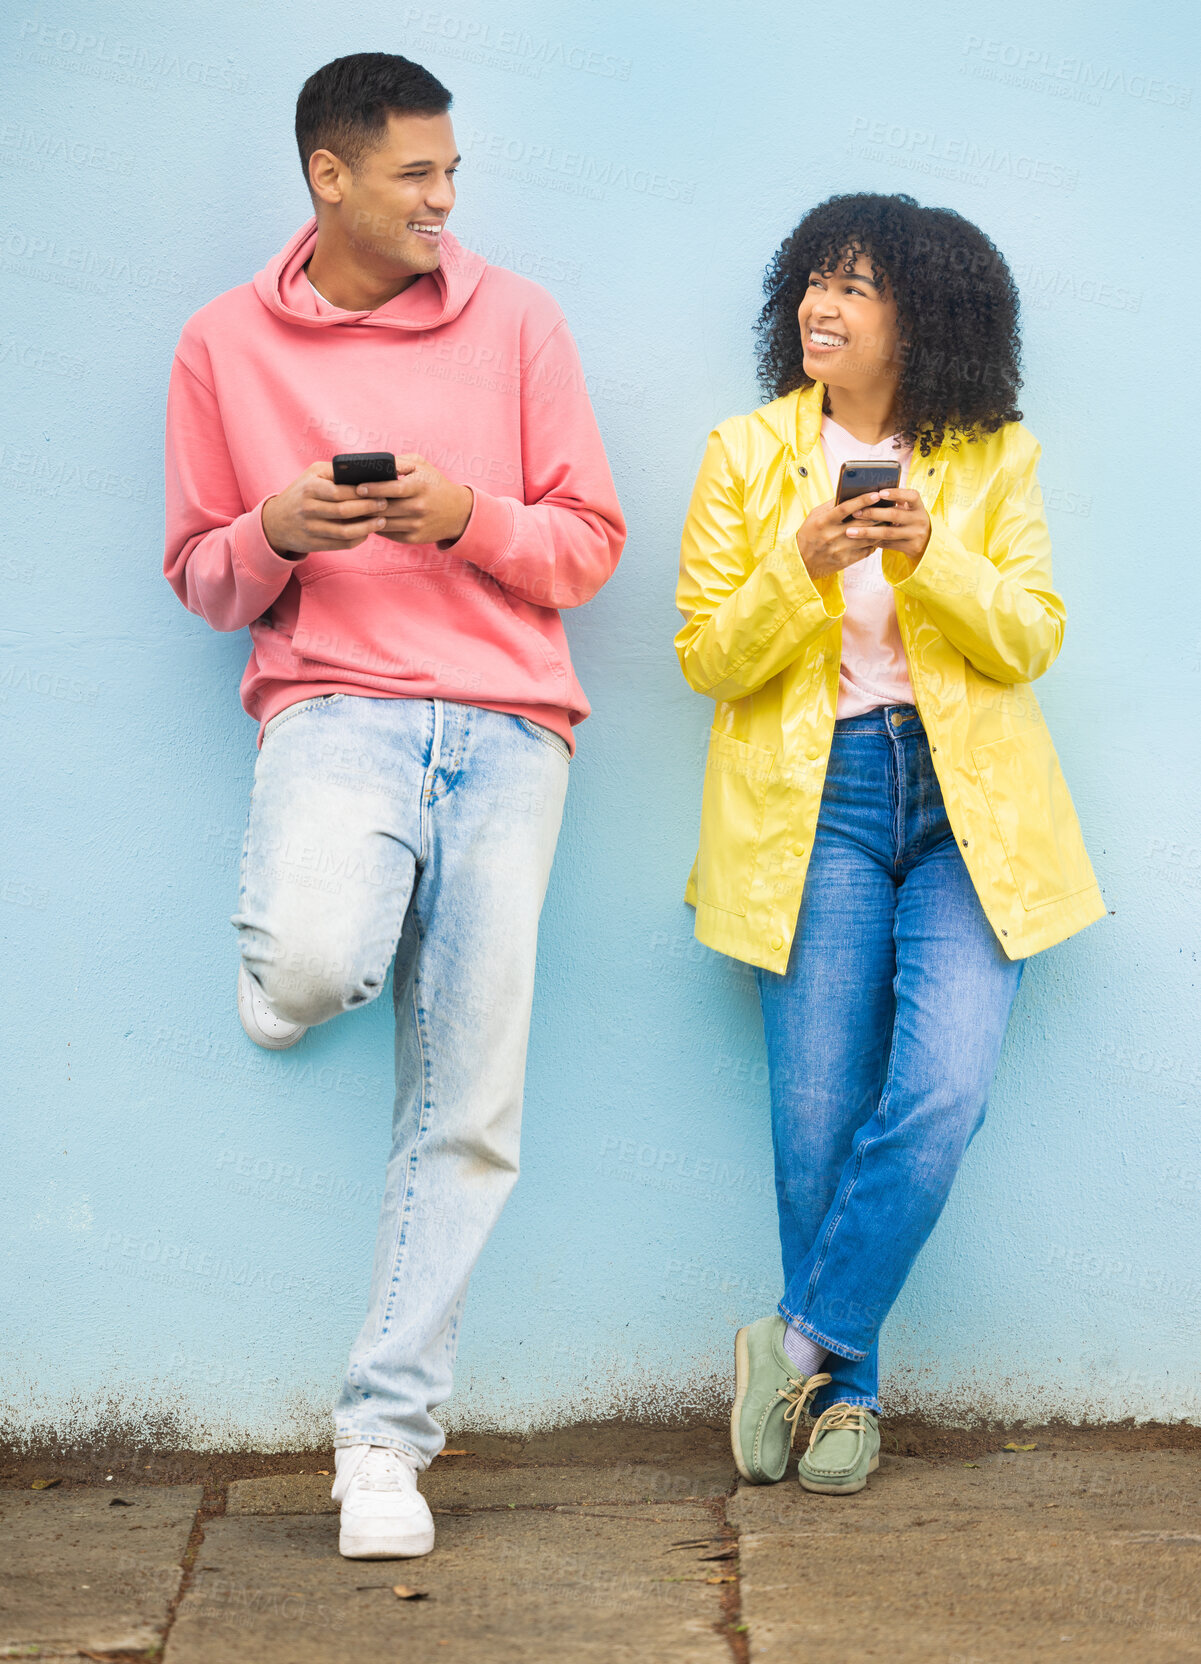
left=835, top=461, right=902, bottom=519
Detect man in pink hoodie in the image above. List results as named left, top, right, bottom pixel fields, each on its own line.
left=164, top=53, right=625, bottom=1560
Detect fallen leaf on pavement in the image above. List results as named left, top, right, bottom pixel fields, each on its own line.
left=317, top=1470, right=330, bottom=1476
left=1002, top=1442, right=1038, bottom=1452
left=963, top=1462, right=979, bottom=1468
left=439, top=1449, right=474, bottom=1457
left=698, top=1548, right=737, bottom=1561
left=31, top=1478, right=61, bottom=1490
left=108, top=1498, right=133, bottom=1507
left=392, top=1585, right=429, bottom=1600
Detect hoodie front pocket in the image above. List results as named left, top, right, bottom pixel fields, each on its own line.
left=290, top=553, right=571, bottom=702
left=697, top=730, right=776, bottom=917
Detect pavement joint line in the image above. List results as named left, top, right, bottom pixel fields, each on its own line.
left=708, top=1499, right=749, bottom=1664
left=428, top=1497, right=730, bottom=1517
left=152, top=1481, right=227, bottom=1659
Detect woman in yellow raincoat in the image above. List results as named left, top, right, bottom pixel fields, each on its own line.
left=675, top=192, right=1106, bottom=1495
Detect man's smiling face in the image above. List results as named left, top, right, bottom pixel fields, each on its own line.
left=318, top=110, right=460, bottom=277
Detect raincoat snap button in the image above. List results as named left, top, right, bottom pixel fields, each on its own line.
left=798, top=466, right=808, bottom=477
left=928, top=467, right=935, bottom=475
left=770, top=934, right=784, bottom=951
left=792, top=843, right=804, bottom=857
left=961, top=839, right=968, bottom=847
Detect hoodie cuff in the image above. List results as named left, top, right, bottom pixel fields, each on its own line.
left=233, top=495, right=309, bottom=582
left=445, top=487, right=516, bottom=575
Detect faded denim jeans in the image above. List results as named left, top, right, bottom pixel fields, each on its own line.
left=756, top=703, right=1026, bottom=1416
left=232, top=694, right=568, bottom=1465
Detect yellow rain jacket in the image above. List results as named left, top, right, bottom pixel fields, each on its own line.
left=675, top=383, right=1107, bottom=972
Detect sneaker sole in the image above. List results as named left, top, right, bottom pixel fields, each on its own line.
left=339, top=1526, right=435, bottom=1559
left=730, top=1325, right=776, bottom=1485
left=237, top=969, right=307, bottom=1051
left=798, top=1453, right=879, bottom=1495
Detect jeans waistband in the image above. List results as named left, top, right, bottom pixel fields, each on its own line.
left=833, top=703, right=923, bottom=734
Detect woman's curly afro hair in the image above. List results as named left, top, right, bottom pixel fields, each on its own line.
left=756, top=192, right=1022, bottom=456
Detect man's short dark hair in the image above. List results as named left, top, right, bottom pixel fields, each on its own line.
left=295, top=53, right=452, bottom=190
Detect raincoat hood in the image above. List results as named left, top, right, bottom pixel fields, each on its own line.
left=251, top=216, right=487, bottom=331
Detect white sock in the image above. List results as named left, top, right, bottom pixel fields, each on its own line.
left=782, top=1323, right=827, bottom=1378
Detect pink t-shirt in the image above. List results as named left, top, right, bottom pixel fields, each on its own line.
left=819, top=416, right=916, bottom=719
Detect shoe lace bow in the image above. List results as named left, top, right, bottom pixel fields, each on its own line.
left=778, top=1371, right=832, bottom=1447
left=805, top=1401, right=870, bottom=1454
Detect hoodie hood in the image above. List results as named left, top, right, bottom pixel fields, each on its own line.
left=252, top=216, right=487, bottom=331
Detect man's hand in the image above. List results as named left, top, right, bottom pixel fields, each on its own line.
left=261, top=461, right=390, bottom=559
left=845, top=486, right=931, bottom=566
left=357, top=454, right=473, bottom=546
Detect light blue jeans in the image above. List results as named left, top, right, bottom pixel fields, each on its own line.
left=232, top=694, right=569, bottom=1466
left=756, top=704, right=1026, bottom=1416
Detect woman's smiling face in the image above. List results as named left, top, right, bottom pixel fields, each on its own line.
left=797, top=252, right=901, bottom=397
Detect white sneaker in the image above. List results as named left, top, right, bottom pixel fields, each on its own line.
left=237, top=962, right=308, bottom=1050
left=332, top=1445, right=435, bottom=1559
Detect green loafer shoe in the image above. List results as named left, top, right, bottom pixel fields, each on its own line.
left=796, top=1401, right=880, bottom=1494
left=731, top=1315, right=832, bottom=1484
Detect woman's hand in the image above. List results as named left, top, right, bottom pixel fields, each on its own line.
left=846, top=487, right=931, bottom=565
left=794, top=490, right=891, bottom=580
left=796, top=488, right=932, bottom=581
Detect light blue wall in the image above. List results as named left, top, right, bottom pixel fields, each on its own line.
left=3, top=0, right=1198, bottom=1448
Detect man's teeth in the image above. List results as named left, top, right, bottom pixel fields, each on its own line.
left=810, top=331, right=846, bottom=347
left=408, top=223, right=441, bottom=233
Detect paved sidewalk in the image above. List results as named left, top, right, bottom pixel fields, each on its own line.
left=2, top=1431, right=1200, bottom=1661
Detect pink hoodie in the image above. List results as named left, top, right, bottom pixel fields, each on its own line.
left=164, top=217, right=625, bottom=751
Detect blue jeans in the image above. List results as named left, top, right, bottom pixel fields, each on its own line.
left=755, top=703, right=1026, bottom=1416
left=232, top=694, right=569, bottom=1465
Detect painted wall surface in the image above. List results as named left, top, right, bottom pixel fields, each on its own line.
left=3, top=0, right=1199, bottom=1449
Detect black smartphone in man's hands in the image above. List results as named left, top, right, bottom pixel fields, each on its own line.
left=332, top=452, right=398, bottom=487
left=835, top=461, right=902, bottom=520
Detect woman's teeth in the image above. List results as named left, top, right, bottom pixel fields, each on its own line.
left=809, top=331, right=847, bottom=348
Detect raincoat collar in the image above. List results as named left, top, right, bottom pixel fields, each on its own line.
left=753, top=383, right=949, bottom=506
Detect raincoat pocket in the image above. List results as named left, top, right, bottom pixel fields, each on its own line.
left=697, top=730, right=775, bottom=917
left=971, top=727, right=1096, bottom=910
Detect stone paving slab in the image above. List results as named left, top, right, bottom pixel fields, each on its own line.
left=165, top=1503, right=731, bottom=1664
left=729, top=1450, right=1201, bottom=1536
left=227, top=1458, right=735, bottom=1516
left=7, top=1447, right=1199, bottom=1661
left=734, top=1453, right=1201, bottom=1664
left=0, top=1484, right=202, bottom=1658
